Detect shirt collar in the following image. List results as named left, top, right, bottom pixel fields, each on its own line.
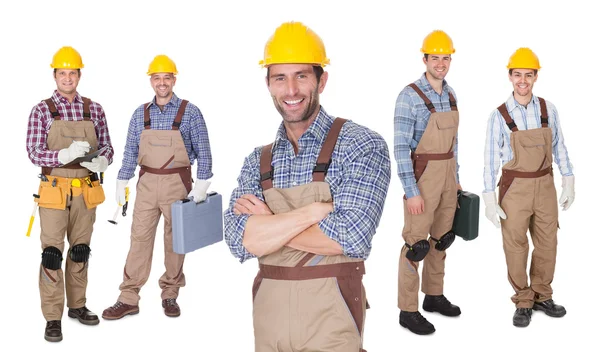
left=147, top=93, right=180, bottom=109
left=52, top=90, right=83, bottom=104
left=418, top=73, right=448, bottom=95
left=273, top=106, right=334, bottom=148
left=505, top=93, right=538, bottom=112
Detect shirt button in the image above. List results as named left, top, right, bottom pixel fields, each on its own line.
left=159, top=124, right=162, bottom=127
left=292, top=182, right=297, bottom=186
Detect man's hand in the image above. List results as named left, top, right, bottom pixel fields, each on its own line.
left=233, top=194, right=273, bottom=215
left=406, top=195, right=425, bottom=215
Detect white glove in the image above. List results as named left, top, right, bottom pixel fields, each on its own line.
left=80, top=156, right=108, bottom=173
left=57, top=141, right=91, bottom=165
left=115, top=179, right=129, bottom=206
left=559, top=175, right=575, bottom=211
left=482, top=191, right=507, bottom=228
left=188, top=179, right=211, bottom=203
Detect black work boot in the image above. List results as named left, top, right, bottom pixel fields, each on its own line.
left=44, top=320, right=62, bottom=342
left=399, top=311, right=435, bottom=335
left=422, top=294, right=461, bottom=317
left=533, top=299, right=566, bottom=317
left=68, top=306, right=100, bottom=325
left=513, top=308, right=533, bottom=327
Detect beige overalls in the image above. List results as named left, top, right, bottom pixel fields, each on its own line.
left=118, top=100, right=192, bottom=305
left=496, top=98, right=558, bottom=308
left=252, top=118, right=367, bottom=352
left=397, top=84, right=459, bottom=312
left=37, top=97, right=105, bottom=321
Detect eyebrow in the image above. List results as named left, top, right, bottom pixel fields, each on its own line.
left=270, top=69, right=313, bottom=78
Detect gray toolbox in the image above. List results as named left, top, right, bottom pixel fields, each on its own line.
left=171, top=192, right=223, bottom=254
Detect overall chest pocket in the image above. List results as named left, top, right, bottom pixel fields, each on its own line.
left=60, top=127, right=87, bottom=140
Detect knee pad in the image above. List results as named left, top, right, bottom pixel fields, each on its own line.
left=69, top=244, right=91, bottom=263
left=405, top=240, right=430, bottom=262
left=41, top=246, right=63, bottom=270
left=431, top=231, right=456, bottom=251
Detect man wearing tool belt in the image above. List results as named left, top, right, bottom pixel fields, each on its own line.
left=25, top=46, right=114, bottom=342
left=102, top=54, right=213, bottom=320
left=394, top=30, right=462, bottom=335
left=482, top=47, right=574, bottom=327
left=224, top=21, right=390, bottom=352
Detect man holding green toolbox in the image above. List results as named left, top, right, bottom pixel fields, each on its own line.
left=26, top=46, right=114, bottom=342
left=394, top=30, right=462, bottom=335
left=482, top=47, right=574, bottom=328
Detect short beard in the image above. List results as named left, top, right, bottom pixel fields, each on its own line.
left=273, top=87, right=320, bottom=124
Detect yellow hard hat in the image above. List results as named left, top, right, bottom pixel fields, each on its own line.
left=51, top=46, right=84, bottom=69
left=259, top=21, right=330, bottom=67
left=507, top=47, right=541, bottom=70
left=147, top=55, right=178, bottom=75
left=421, top=30, right=455, bottom=55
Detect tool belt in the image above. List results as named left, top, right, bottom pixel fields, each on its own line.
left=498, top=166, right=552, bottom=205
left=35, top=174, right=105, bottom=210
left=411, top=150, right=454, bottom=183
left=140, top=165, right=192, bottom=194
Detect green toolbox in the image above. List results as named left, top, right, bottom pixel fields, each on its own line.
left=452, top=190, right=480, bottom=241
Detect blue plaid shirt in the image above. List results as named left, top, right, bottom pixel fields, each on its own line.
left=224, top=107, right=391, bottom=263
left=117, top=94, right=213, bottom=181
left=483, top=94, right=574, bottom=193
left=393, top=73, right=460, bottom=198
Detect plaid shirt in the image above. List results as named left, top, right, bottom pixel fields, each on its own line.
left=224, top=107, right=391, bottom=263
left=26, top=90, right=114, bottom=167
left=117, top=94, right=213, bottom=181
left=393, top=73, right=460, bottom=198
left=483, top=94, right=574, bottom=193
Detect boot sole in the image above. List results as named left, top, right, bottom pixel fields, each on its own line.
left=513, top=320, right=530, bottom=327
left=423, top=305, right=461, bottom=317
left=101, top=308, right=140, bottom=320
left=68, top=311, right=100, bottom=325
left=165, top=311, right=181, bottom=317
left=533, top=305, right=566, bottom=318
left=400, top=320, right=435, bottom=335
left=44, top=334, right=63, bottom=342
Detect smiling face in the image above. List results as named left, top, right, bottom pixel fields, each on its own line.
left=54, top=69, right=80, bottom=98
left=266, top=64, right=328, bottom=124
left=423, top=54, right=452, bottom=81
left=509, top=69, right=537, bottom=98
left=150, top=73, right=176, bottom=101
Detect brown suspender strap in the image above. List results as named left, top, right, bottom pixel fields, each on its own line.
left=497, top=103, right=519, bottom=132
left=295, top=253, right=316, bottom=267
left=448, top=92, right=458, bottom=111
left=259, top=143, right=274, bottom=191
left=143, top=103, right=151, bottom=129
left=409, top=84, right=436, bottom=113
left=172, top=100, right=188, bottom=130
left=538, top=97, right=549, bottom=128
left=44, top=99, right=61, bottom=120
left=81, top=97, right=91, bottom=120
left=313, top=118, right=347, bottom=182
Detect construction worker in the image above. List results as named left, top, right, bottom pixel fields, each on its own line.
left=26, top=46, right=114, bottom=342
left=482, top=47, right=574, bottom=327
left=224, top=21, right=390, bottom=352
left=102, top=54, right=213, bottom=320
left=394, top=30, right=462, bottom=335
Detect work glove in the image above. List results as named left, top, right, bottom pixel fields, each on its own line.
left=482, top=191, right=507, bottom=228
left=57, top=141, right=91, bottom=165
left=559, top=175, right=575, bottom=211
left=188, top=179, right=211, bottom=203
left=116, top=179, right=129, bottom=206
left=80, top=156, right=109, bottom=173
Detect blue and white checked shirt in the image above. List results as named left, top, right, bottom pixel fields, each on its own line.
left=224, top=107, right=391, bottom=263
left=117, top=94, right=213, bottom=181
left=483, top=94, right=573, bottom=193
left=393, top=73, right=460, bottom=199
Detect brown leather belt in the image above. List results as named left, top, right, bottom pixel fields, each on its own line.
left=139, top=165, right=192, bottom=193
left=498, top=166, right=552, bottom=204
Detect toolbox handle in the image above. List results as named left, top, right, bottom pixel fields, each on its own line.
left=179, top=192, right=218, bottom=204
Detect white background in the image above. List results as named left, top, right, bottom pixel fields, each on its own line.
left=0, top=0, right=596, bottom=350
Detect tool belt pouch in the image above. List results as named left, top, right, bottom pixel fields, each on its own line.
left=452, top=190, right=480, bottom=241
left=36, top=181, right=66, bottom=210
left=83, top=181, right=105, bottom=209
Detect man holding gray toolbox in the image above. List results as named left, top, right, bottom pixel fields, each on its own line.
left=26, top=46, right=114, bottom=342
left=482, top=47, right=574, bottom=328
left=102, top=54, right=214, bottom=320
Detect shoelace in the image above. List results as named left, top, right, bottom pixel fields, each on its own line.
left=111, top=301, right=123, bottom=309
left=412, top=311, right=427, bottom=324
left=516, top=308, right=531, bottom=316
left=164, top=298, right=177, bottom=306
left=47, top=320, right=61, bottom=328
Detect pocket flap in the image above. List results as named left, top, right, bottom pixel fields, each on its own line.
left=148, top=135, right=172, bottom=147
left=436, top=117, right=456, bottom=130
